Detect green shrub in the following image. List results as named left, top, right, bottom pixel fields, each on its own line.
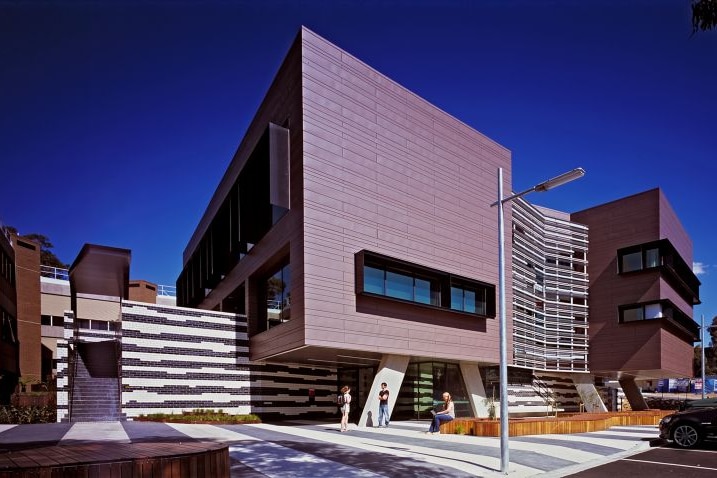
left=137, top=409, right=260, bottom=424
left=0, top=405, right=57, bottom=424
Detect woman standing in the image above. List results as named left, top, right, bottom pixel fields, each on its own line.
left=339, top=385, right=352, bottom=432
left=427, top=391, right=454, bottom=434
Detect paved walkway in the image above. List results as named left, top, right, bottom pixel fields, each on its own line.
left=0, top=420, right=661, bottom=477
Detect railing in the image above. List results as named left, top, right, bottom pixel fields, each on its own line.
left=157, top=284, right=176, bottom=297
left=41, top=265, right=69, bottom=281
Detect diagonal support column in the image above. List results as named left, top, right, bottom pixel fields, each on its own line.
left=572, top=374, right=608, bottom=412
left=460, top=362, right=490, bottom=417
left=358, top=354, right=409, bottom=427
left=618, top=377, right=649, bottom=411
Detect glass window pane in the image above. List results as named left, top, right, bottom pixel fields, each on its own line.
left=475, top=288, right=487, bottom=315
left=645, top=248, right=660, bottom=268
left=281, top=264, right=291, bottom=321
left=41, top=315, right=52, bottom=326
left=621, top=252, right=642, bottom=272
left=451, top=287, right=463, bottom=311
left=622, top=307, right=644, bottom=322
left=645, top=303, right=662, bottom=319
left=464, top=289, right=476, bottom=313
left=386, top=271, right=413, bottom=300
left=53, top=316, right=64, bottom=326
left=364, top=266, right=384, bottom=295
left=414, top=278, right=431, bottom=304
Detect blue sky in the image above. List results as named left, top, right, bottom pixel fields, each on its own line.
left=1, top=1, right=715, bottom=328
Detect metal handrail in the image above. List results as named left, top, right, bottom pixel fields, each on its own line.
left=157, top=284, right=176, bottom=297
left=41, top=265, right=69, bottom=281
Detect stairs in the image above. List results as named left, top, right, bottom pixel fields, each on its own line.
left=66, top=341, right=125, bottom=422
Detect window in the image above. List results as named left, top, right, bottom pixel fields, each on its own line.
left=622, top=306, right=644, bottom=322
left=366, top=267, right=440, bottom=306
left=356, top=250, right=494, bottom=317
left=645, top=248, right=660, bottom=268
left=616, top=240, right=701, bottom=306
left=1, top=307, right=17, bottom=343
left=41, top=315, right=64, bottom=327
left=619, top=300, right=687, bottom=325
left=618, top=243, right=664, bottom=274
left=451, top=284, right=486, bottom=315
left=621, top=251, right=642, bottom=273
left=266, top=261, right=290, bottom=329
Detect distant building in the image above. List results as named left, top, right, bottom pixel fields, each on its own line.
left=0, top=227, right=19, bottom=403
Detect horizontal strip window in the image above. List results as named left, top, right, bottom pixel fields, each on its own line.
left=618, top=299, right=699, bottom=339
left=617, top=239, right=700, bottom=305
left=356, top=250, right=495, bottom=318
left=41, top=315, right=64, bottom=327
left=75, top=319, right=119, bottom=332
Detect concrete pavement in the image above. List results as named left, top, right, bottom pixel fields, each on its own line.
left=0, top=419, right=661, bottom=477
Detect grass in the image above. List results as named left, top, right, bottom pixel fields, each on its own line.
left=135, top=409, right=261, bottom=424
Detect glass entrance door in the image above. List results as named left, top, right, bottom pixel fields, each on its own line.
left=338, top=366, right=376, bottom=423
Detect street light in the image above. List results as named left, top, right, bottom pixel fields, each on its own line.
left=492, top=166, right=585, bottom=474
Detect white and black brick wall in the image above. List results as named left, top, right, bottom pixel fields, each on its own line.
left=57, top=300, right=341, bottom=421
left=120, top=301, right=250, bottom=418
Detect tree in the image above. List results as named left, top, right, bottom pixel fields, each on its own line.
left=692, top=0, right=717, bottom=33
left=709, top=315, right=717, bottom=348
left=1, top=225, right=68, bottom=268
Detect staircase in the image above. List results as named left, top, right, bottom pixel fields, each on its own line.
left=66, top=341, right=125, bottom=422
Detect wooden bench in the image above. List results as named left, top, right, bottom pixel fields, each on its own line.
left=0, top=441, right=229, bottom=478
left=441, top=410, right=671, bottom=437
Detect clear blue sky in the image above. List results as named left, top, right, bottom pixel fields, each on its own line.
left=1, top=1, right=715, bottom=326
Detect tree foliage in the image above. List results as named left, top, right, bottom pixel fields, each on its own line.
left=694, top=345, right=717, bottom=377
left=692, top=0, right=717, bottom=33
left=709, top=315, right=717, bottom=348
left=694, top=316, right=717, bottom=377
left=1, top=226, right=68, bottom=269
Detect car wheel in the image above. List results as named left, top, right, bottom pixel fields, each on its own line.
left=672, top=424, right=701, bottom=449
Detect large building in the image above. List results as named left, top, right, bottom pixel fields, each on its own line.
left=2, top=27, right=700, bottom=423
left=176, top=27, right=700, bottom=421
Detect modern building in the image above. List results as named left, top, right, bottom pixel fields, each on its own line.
left=175, top=27, right=699, bottom=421
left=3, top=27, right=700, bottom=423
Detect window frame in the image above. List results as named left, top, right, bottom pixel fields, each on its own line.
left=355, top=250, right=495, bottom=318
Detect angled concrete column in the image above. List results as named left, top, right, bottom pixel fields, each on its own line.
left=460, top=362, right=490, bottom=417
left=618, top=377, right=649, bottom=411
left=571, top=374, right=608, bottom=412
left=358, top=354, right=409, bottom=427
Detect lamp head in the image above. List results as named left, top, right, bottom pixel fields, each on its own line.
left=534, top=168, right=585, bottom=192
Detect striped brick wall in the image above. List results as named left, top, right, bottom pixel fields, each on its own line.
left=120, top=301, right=250, bottom=418
left=248, top=362, right=337, bottom=420
left=55, top=311, right=72, bottom=421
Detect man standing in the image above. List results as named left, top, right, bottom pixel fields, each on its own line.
left=378, top=382, right=390, bottom=428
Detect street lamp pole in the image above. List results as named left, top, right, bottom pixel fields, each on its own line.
left=702, top=314, right=706, bottom=400
left=493, top=166, right=585, bottom=474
